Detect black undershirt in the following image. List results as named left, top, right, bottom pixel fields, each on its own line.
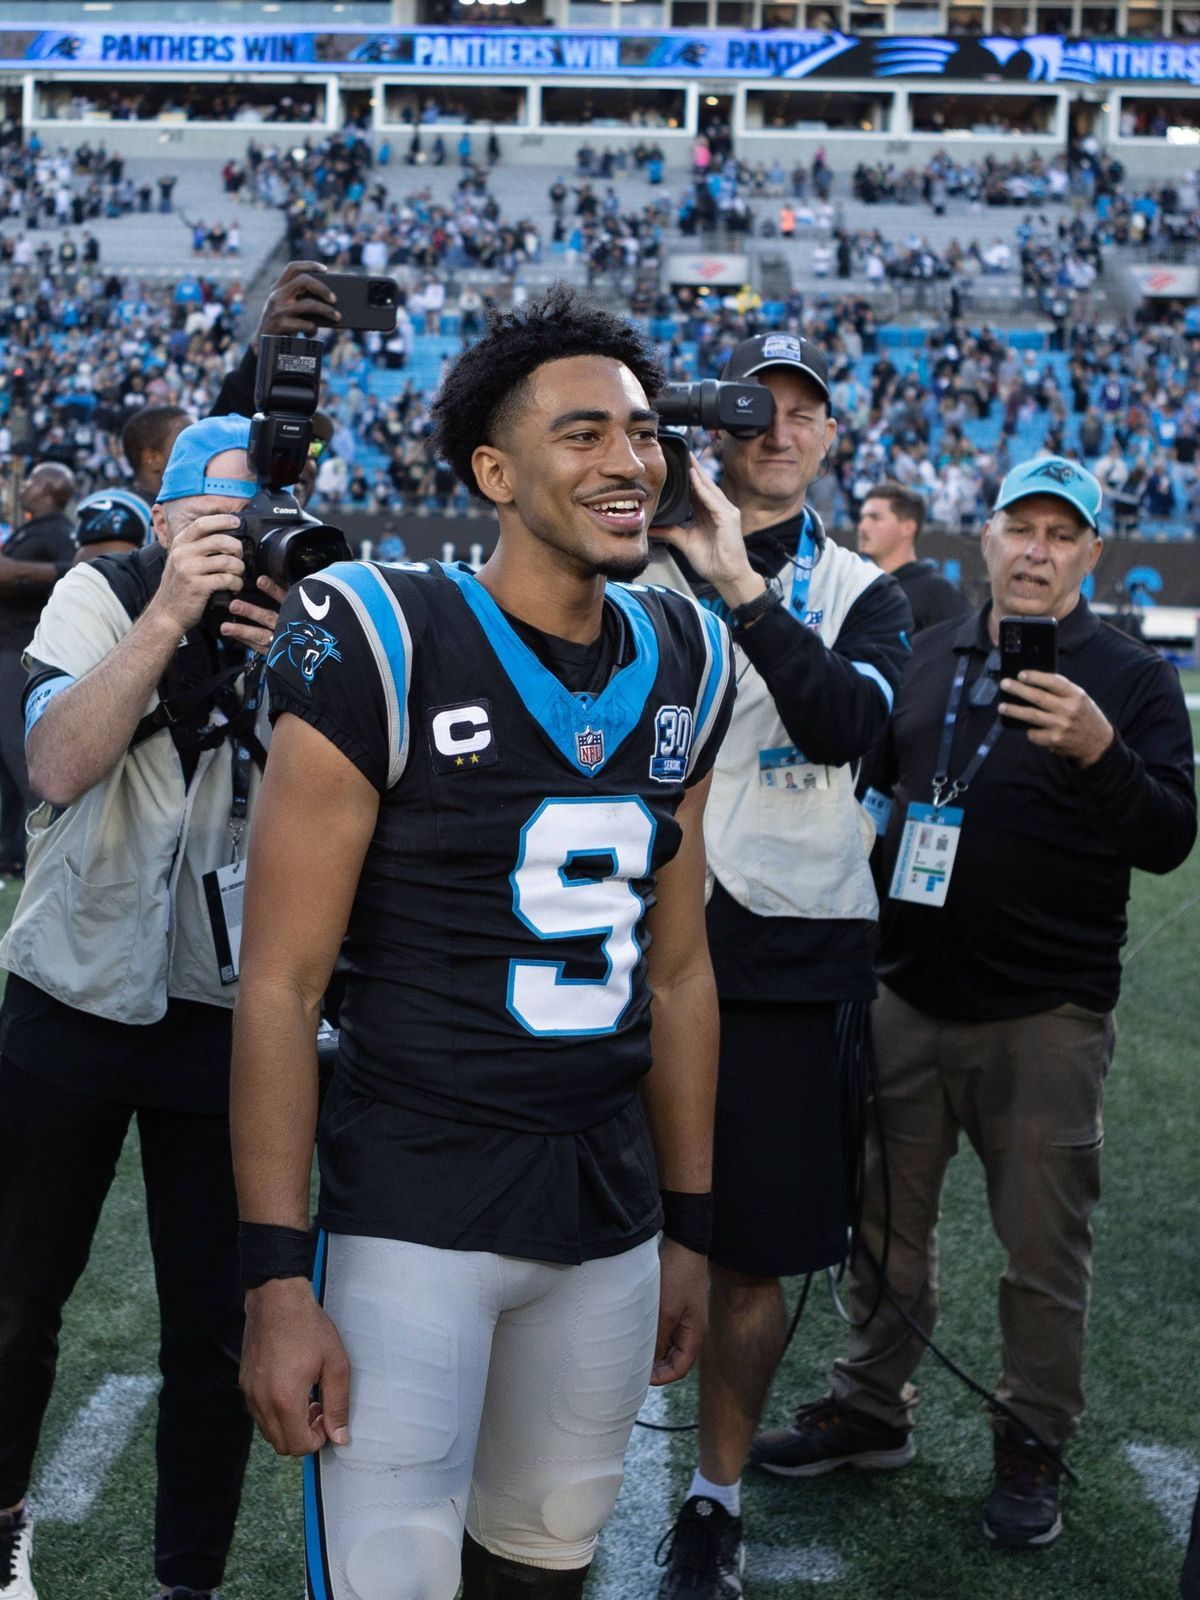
left=502, top=597, right=631, bottom=696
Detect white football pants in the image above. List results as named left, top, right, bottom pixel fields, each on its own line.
left=303, top=1231, right=660, bottom=1600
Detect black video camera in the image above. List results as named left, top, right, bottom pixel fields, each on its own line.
left=209, top=335, right=352, bottom=622
left=652, top=380, right=775, bottom=528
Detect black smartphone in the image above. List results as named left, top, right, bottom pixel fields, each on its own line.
left=998, top=614, right=1058, bottom=730
left=320, top=272, right=398, bottom=333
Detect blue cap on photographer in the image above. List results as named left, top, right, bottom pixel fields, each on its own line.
left=156, top=414, right=256, bottom=504
left=992, top=455, right=1103, bottom=531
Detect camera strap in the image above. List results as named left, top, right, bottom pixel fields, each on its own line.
left=931, top=656, right=1002, bottom=810
left=227, top=661, right=265, bottom=863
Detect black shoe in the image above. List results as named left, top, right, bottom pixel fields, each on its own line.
left=655, top=1497, right=744, bottom=1597
left=983, top=1430, right=1063, bottom=1550
left=748, top=1396, right=916, bottom=1478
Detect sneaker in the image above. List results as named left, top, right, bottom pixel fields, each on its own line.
left=655, top=1496, right=745, bottom=1597
left=983, top=1430, right=1063, bottom=1550
left=156, top=1590, right=219, bottom=1599
left=0, top=1507, right=36, bottom=1600
left=747, top=1396, right=916, bottom=1478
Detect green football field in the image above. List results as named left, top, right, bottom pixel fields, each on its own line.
left=11, top=678, right=1200, bottom=1600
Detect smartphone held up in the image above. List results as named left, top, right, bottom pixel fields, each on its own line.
left=999, top=614, right=1058, bottom=731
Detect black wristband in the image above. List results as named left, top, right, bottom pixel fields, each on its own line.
left=238, top=1221, right=313, bottom=1292
left=660, top=1190, right=714, bottom=1256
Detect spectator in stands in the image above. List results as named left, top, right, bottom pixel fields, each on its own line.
left=0, top=463, right=76, bottom=874
left=857, top=480, right=969, bottom=631
left=752, top=457, right=1196, bottom=1552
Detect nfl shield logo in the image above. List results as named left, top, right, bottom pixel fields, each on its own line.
left=577, top=728, right=605, bottom=768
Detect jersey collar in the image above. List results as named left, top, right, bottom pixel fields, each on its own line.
left=439, top=563, right=660, bottom=778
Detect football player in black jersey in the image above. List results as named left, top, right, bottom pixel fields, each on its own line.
left=231, top=289, right=735, bottom=1600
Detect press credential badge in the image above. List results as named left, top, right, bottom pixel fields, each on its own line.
left=889, top=802, right=963, bottom=908
left=203, top=859, right=247, bottom=985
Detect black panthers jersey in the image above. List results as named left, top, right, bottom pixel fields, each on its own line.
left=267, top=559, right=734, bottom=1261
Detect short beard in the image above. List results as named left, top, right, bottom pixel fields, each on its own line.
left=591, top=547, right=651, bottom=582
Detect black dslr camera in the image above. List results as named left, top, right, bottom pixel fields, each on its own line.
left=651, top=380, right=775, bottom=527
left=210, top=335, right=352, bottom=621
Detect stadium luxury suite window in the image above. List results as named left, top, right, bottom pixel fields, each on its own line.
left=33, top=79, right=325, bottom=124
left=745, top=89, right=893, bottom=131
left=1081, top=4, right=1119, bottom=28
left=1118, top=95, right=1200, bottom=138
left=382, top=85, right=526, bottom=125
left=990, top=5, right=1031, bottom=31
left=540, top=86, right=685, bottom=127
left=909, top=92, right=1056, bottom=135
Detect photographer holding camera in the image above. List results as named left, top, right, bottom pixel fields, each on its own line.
left=647, top=333, right=912, bottom=1597
left=0, top=415, right=286, bottom=1600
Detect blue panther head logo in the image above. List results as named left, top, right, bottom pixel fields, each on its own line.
left=266, top=621, right=341, bottom=693
left=1030, top=461, right=1079, bottom=485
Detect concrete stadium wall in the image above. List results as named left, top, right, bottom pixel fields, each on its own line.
left=338, top=514, right=1200, bottom=606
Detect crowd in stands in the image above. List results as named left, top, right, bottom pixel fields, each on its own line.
left=1, top=129, right=1199, bottom=541
left=650, top=294, right=1200, bottom=537
left=2, top=250, right=1197, bottom=543
left=0, top=137, right=179, bottom=230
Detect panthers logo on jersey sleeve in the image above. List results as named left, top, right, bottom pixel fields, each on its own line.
left=265, top=619, right=342, bottom=691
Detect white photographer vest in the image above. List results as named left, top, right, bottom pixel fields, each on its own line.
left=644, top=532, right=884, bottom=922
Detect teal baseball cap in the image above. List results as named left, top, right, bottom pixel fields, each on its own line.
left=992, top=455, right=1102, bottom=531
left=156, top=414, right=256, bottom=504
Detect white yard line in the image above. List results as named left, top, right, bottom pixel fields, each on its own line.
left=593, top=1388, right=672, bottom=1596
left=32, top=1374, right=158, bottom=1524
left=1124, top=1441, right=1199, bottom=1546
left=747, top=1543, right=846, bottom=1584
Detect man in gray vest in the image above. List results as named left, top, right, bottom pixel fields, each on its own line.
left=650, top=333, right=912, bottom=1598
left=0, top=416, right=284, bottom=1600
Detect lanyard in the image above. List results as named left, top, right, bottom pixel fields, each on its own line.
left=931, top=655, right=1001, bottom=811
left=787, top=511, right=818, bottom=624
left=228, top=660, right=264, bottom=862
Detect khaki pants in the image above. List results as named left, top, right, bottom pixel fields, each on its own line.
left=830, top=984, right=1116, bottom=1449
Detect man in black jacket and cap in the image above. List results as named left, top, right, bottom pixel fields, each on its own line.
left=0, top=462, right=76, bottom=871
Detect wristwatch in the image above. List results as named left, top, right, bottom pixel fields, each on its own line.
left=729, top=575, right=784, bottom=633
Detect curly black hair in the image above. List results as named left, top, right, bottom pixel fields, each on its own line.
left=430, top=285, right=665, bottom=502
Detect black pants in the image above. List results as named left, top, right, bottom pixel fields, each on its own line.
left=0, top=1058, right=252, bottom=1591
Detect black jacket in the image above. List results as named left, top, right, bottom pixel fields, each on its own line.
left=891, top=558, right=970, bottom=634
left=675, top=510, right=914, bottom=1002
left=0, top=511, right=76, bottom=651
left=875, top=599, right=1196, bottom=1019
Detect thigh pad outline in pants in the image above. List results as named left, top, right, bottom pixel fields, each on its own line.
left=307, top=1234, right=500, bottom=1600
left=469, top=1239, right=661, bottom=1571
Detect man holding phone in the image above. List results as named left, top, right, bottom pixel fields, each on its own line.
left=754, top=456, right=1196, bottom=1550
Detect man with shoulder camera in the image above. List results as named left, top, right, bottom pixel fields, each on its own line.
left=760, top=457, right=1195, bottom=1551
left=0, top=416, right=285, bottom=1600
left=647, top=332, right=913, bottom=1598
